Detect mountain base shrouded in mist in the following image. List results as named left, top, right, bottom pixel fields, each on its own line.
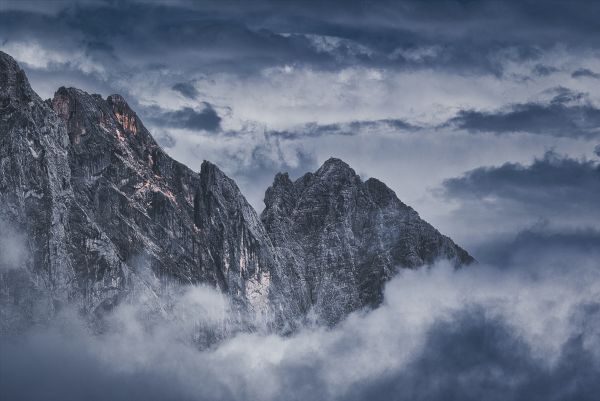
left=0, top=50, right=471, bottom=333
left=1, top=42, right=599, bottom=401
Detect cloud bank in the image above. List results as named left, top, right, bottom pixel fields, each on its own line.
left=1, top=246, right=599, bottom=400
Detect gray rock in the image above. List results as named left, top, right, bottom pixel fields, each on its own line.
left=262, top=158, right=474, bottom=325
left=1, top=51, right=275, bottom=330
left=1, top=50, right=472, bottom=333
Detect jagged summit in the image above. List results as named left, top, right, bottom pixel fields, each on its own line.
left=318, top=156, right=352, bottom=170
left=262, top=157, right=474, bottom=325
left=1, top=51, right=473, bottom=332
left=0, top=51, right=39, bottom=108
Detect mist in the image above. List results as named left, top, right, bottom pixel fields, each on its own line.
left=2, top=242, right=598, bottom=401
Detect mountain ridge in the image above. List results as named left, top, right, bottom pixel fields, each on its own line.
left=0, top=50, right=473, bottom=333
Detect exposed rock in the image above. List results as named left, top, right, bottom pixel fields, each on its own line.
left=1, top=50, right=472, bottom=333
left=1, top=51, right=276, bottom=330
left=262, top=158, right=474, bottom=325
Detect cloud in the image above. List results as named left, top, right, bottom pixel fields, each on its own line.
left=147, top=103, right=222, bottom=132
left=2, top=0, right=600, bottom=82
left=441, top=150, right=600, bottom=213
left=437, top=150, right=600, bottom=247
left=572, top=68, right=600, bottom=79
left=0, top=219, right=27, bottom=270
left=268, top=119, right=419, bottom=140
left=472, top=224, right=600, bottom=267
left=532, top=63, right=559, bottom=77
left=1, top=244, right=599, bottom=401
left=448, top=89, right=600, bottom=139
left=172, top=82, right=199, bottom=99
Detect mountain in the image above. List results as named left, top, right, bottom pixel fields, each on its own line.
left=0, top=51, right=472, bottom=332
left=262, top=159, right=473, bottom=325
left=0, top=51, right=276, bottom=331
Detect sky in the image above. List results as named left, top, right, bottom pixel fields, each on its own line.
left=1, top=0, right=599, bottom=245
left=1, top=1, right=599, bottom=399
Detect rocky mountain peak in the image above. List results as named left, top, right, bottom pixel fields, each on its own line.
left=261, top=157, right=474, bottom=325
left=0, top=51, right=37, bottom=108
left=2, top=51, right=473, bottom=332
left=314, top=157, right=359, bottom=181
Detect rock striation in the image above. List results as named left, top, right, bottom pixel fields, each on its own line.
left=0, top=51, right=472, bottom=332
left=0, top=51, right=275, bottom=331
left=261, top=159, right=473, bottom=325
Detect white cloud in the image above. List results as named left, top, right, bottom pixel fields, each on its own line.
left=1, top=41, right=106, bottom=76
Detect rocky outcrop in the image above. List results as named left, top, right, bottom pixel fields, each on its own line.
left=1, top=50, right=472, bottom=332
left=261, top=158, right=474, bottom=325
left=0, top=51, right=275, bottom=329
left=0, top=50, right=126, bottom=332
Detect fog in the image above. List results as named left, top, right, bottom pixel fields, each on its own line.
left=2, top=242, right=598, bottom=401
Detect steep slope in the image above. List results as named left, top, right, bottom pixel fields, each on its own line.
left=0, top=51, right=127, bottom=331
left=261, top=158, right=474, bottom=325
left=1, top=50, right=473, bottom=333
left=0, top=51, right=276, bottom=327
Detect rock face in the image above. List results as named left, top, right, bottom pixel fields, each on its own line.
left=0, top=51, right=274, bottom=330
left=51, top=86, right=275, bottom=315
left=0, top=51, right=472, bottom=332
left=261, top=158, right=473, bottom=325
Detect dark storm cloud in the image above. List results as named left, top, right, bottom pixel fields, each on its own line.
left=532, top=63, right=559, bottom=77
left=0, top=336, right=197, bottom=401
left=269, top=119, right=420, bottom=140
left=572, top=68, right=600, bottom=79
left=442, top=151, right=600, bottom=215
left=348, top=304, right=600, bottom=401
left=472, top=225, right=600, bottom=267
left=172, top=82, right=199, bottom=99
left=2, top=248, right=600, bottom=401
left=448, top=89, right=600, bottom=138
left=2, top=0, right=600, bottom=79
left=147, top=103, right=222, bottom=132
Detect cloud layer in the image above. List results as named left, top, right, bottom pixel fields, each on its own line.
left=2, top=251, right=599, bottom=401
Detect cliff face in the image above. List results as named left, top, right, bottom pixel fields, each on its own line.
left=0, top=51, right=127, bottom=332
left=0, top=51, right=275, bottom=329
left=261, top=158, right=474, bottom=325
left=0, top=51, right=472, bottom=332
left=50, top=86, right=277, bottom=303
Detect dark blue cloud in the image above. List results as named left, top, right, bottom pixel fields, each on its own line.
left=172, top=82, right=199, bottom=99
left=442, top=151, right=600, bottom=214
left=146, top=103, right=222, bottom=132
left=472, top=225, right=600, bottom=267
left=347, top=304, right=600, bottom=401
left=448, top=89, right=600, bottom=138
left=572, top=68, right=600, bottom=79
left=2, top=0, right=599, bottom=78
left=532, top=64, right=559, bottom=77
left=269, top=119, right=420, bottom=140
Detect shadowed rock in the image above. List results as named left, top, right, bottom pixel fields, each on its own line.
left=1, top=51, right=472, bottom=333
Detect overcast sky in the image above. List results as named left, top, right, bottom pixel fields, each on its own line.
left=2, top=2, right=600, bottom=400
left=1, top=0, right=599, bottom=248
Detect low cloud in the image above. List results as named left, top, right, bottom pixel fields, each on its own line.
left=269, top=119, right=420, bottom=140
left=572, top=68, right=600, bottom=79
left=172, top=82, right=200, bottom=99
left=1, top=245, right=599, bottom=400
left=0, top=219, right=27, bottom=270
left=441, top=150, right=600, bottom=217
left=448, top=89, right=600, bottom=139
left=147, top=103, right=222, bottom=132
left=531, top=63, right=559, bottom=77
